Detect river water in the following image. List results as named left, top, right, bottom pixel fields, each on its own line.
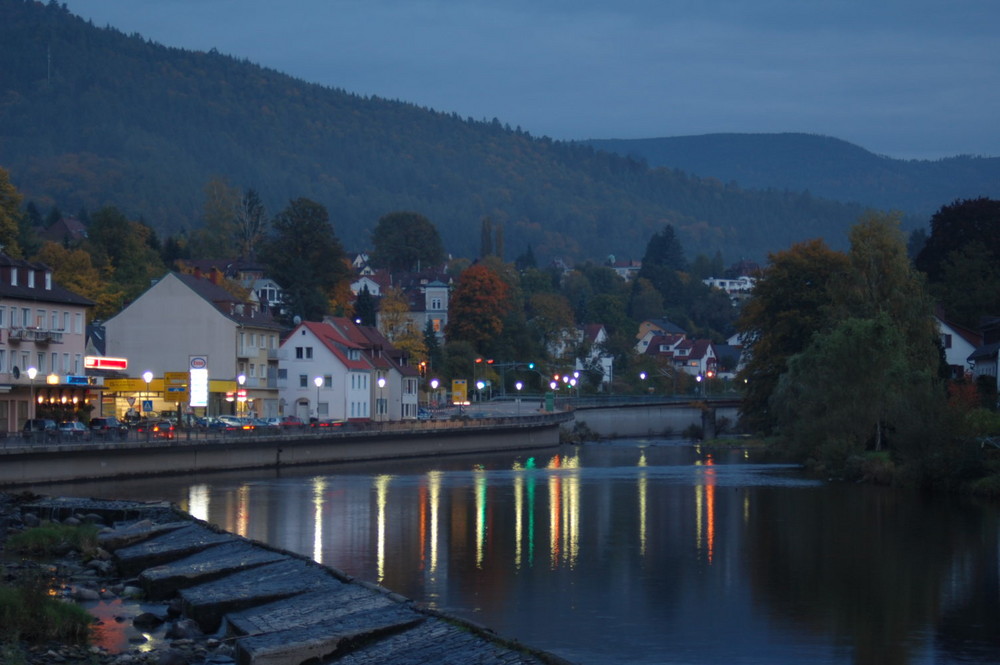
left=27, top=439, right=1000, bottom=665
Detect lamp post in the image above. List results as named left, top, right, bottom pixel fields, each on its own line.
left=429, top=378, right=439, bottom=411
left=27, top=366, right=37, bottom=420
left=314, top=376, right=323, bottom=421
left=377, top=376, right=386, bottom=422
left=142, top=371, right=153, bottom=415
left=515, top=381, right=523, bottom=417
left=237, top=374, right=246, bottom=418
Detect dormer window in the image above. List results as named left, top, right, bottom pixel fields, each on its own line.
left=10, top=268, right=17, bottom=286
left=45, top=272, right=52, bottom=290
left=28, top=271, right=35, bottom=288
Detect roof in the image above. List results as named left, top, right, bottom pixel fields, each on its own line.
left=172, top=272, right=284, bottom=331
left=296, top=321, right=370, bottom=371
left=969, top=342, right=1000, bottom=362
left=0, top=254, right=94, bottom=307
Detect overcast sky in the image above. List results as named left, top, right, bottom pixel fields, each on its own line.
left=62, top=0, right=1000, bottom=160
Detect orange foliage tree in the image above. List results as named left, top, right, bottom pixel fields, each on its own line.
left=445, top=264, right=511, bottom=353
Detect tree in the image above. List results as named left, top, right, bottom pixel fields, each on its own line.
left=527, top=293, right=577, bottom=357
left=259, top=198, right=350, bottom=323
left=353, top=285, right=378, bottom=327
left=192, top=176, right=240, bottom=258
left=736, top=239, right=849, bottom=434
left=770, top=213, right=945, bottom=470
left=0, top=166, right=24, bottom=257
left=370, top=211, right=445, bottom=272
left=85, top=206, right=165, bottom=304
left=234, top=188, right=267, bottom=259
left=33, top=242, right=108, bottom=318
left=915, top=197, right=1000, bottom=283
left=378, top=287, right=413, bottom=342
left=445, top=264, right=511, bottom=352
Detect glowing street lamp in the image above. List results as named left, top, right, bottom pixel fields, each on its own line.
left=377, top=376, right=386, bottom=422
left=142, top=371, right=153, bottom=415
left=27, top=366, right=37, bottom=419
left=314, top=376, right=323, bottom=420
left=429, top=377, right=439, bottom=410
left=238, top=373, right=247, bottom=418
left=515, top=380, right=523, bottom=417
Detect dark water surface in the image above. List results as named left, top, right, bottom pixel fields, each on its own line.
left=28, top=439, right=1000, bottom=665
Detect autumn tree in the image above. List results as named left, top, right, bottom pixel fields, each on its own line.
left=736, top=239, right=849, bottom=434
left=0, top=166, right=24, bottom=257
left=445, top=263, right=511, bottom=353
left=85, top=206, right=165, bottom=304
left=527, top=293, right=577, bottom=358
left=370, top=211, right=445, bottom=272
left=259, top=198, right=350, bottom=323
left=771, top=214, right=946, bottom=469
left=33, top=242, right=116, bottom=319
left=235, top=188, right=267, bottom=259
left=192, top=176, right=240, bottom=258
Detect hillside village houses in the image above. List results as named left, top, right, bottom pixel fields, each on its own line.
left=0, top=253, right=94, bottom=433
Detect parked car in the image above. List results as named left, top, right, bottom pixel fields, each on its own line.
left=417, top=408, right=432, bottom=421
left=136, top=419, right=175, bottom=439
left=310, top=418, right=345, bottom=429
left=23, top=418, right=57, bottom=434
left=58, top=421, right=89, bottom=438
left=90, top=416, right=128, bottom=438
left=257, top=418, right=281, bottom=429
left=280, top=415, right=305, bottom=428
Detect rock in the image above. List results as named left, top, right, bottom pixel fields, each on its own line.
left=122, top=585, right=144, bottom=599
left=156, top=649, right=190, bottom=665
left=134, top=612, right=166, bottom=629
left=23, top=512, right=41, bottom=527
left=165, top=619, right=203, bottom=640
left=64, top=516, right=82, bottom=526
left=73, top=586, right=101, bottom=601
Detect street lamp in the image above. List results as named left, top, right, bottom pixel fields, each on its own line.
left=377, top=376, right=386, bottom=422
left=27, top=366, right=37, bottom=420
left=314, top=376, right=323, bottom=420
left=515, top=380, right=523, bottom=417
left=142, top=371, right=153, bottom=415
left=429, top=378, right=439, bottom=411
left=237, top=373, right=246, bottom=418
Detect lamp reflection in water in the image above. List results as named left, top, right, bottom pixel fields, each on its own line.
left=694, top=455, right=717, bottom=564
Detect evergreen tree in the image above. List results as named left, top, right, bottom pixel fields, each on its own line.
left=353, top=285, right=377, bottom=327
left=259, top=198, right=350, bottom=323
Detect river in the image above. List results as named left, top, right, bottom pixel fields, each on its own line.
left=26, top=438, right=1000, bottom=665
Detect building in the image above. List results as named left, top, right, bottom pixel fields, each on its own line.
left=103, top=272, right=285, bottom=419
left=0, top=254, right=94, bottom=432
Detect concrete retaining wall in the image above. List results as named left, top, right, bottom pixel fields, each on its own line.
left=0, top=415, right=569, bottom=487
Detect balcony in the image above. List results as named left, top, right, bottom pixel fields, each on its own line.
left=8, top=328, right=64, bottom=344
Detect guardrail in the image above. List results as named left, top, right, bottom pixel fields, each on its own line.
left=0, top=411, right=574, bottom=450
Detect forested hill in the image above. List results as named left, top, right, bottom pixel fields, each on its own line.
left=584, top=133, right=1000, bottom=219
left=1, top=0, right=867, bottom=264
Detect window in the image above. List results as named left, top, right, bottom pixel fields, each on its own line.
left=74, top=312, right=82, bottom=334
left=432, top=319, right=442, bottom=333
left=324, top=375, right=332, bottom=388
left=63, top=312, right=69, bottom=331
left=249, top=363, right=255, bottom=377
left=431, top=297, right=442, bottom=310
left=10, top=268, right=16, bottom=286
left=73, top=354, right=81, bottom=374
left=50, top=311, right=58, bottom=330
left=0, top=306, right=5, bottom=328
left=0, top=350, right=5, bottom=372
left=63, top=353, right=69, bottom=373
left=942, top=334, right=953, bottom=349
left=50, top=353, right=57, bottom=374
left=299, top=374, right=307, bottom=388
left=28, top=271, right=35, bottom=288
left=278, top=368, right=287, bottom=380
left=295, top=347, right=304, bottom=359
left=45, top=272, right=51, bottom=290
left=249, top=333, right=256, bottom=347
left=306, top=347, right=313, bottom=359
left=37, top=352, right=45, bottom=373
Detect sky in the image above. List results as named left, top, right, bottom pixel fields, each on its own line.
left=62, top=0, right=1000, bottom=160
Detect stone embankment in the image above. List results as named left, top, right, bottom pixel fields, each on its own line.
left=1, top=493, right=572, bottom=665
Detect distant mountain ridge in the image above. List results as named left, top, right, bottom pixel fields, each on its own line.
left=0, top=0, right=982, bottom=266
left=583, top=133, right=1000, bottom=218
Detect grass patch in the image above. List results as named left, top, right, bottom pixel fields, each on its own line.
left=0, top=571, right=93, bottom=645
left=5, top=522, right=99, bottom=557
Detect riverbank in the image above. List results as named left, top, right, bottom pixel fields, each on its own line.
left=0, top=492, right=573, bottom=665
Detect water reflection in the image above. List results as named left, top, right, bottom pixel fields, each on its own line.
left=29, top=441, right=1000, bottom=665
